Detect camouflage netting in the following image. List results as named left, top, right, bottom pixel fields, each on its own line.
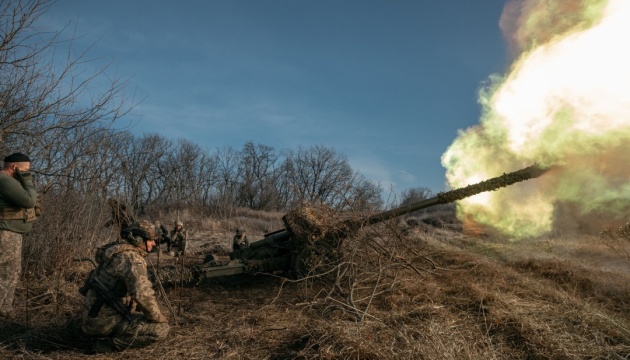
left=151, top=263, right=197, bottom=287
left=282, top=204, right=358, bottom=249
left=281, top=204, right=366, bottom=278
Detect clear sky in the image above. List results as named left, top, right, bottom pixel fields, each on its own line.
left=43, top=1, right=510, bottom=195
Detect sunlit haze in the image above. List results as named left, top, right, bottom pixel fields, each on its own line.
left=443, top=0, right=630, bottom=238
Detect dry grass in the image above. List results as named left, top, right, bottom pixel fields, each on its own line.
left=2, top=213, right=630, bottom=359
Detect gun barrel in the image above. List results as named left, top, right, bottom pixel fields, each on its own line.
left=362, top=164, right=549, bottom=226
left=197, top=164, right=551, bottom=281
left=363, top=197, right=442, bottom=226
left=250, top=230, right=291, bottom=249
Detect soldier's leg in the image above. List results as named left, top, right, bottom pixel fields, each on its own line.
left=111, top=315, right=170, bottom=350
left=181, top=240, right=187, bottom=255
left=0, top=231, right=22, bottom=316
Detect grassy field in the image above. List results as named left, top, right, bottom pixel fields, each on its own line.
left=1, top=212, right=630, bottom=359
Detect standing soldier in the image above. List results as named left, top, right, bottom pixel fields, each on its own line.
left=103, top=198, right=135, bottom=233
left=0, top=153, right=38, bottom=317
left=80, top=220, right=169, bottom=353
left=169, top=221, right=187, bottom=256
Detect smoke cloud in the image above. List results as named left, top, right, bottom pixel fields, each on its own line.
left=442, top=0, right=630, bottom=238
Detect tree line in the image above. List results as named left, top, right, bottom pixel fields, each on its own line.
left=1, top=0, right=441, bottom=278
left=47, top=133, right=385, bottom=215
left=0, top=0, right=412, bottom=275
left=0, top=0, right=384, bottom=212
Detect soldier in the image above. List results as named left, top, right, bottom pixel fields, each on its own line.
left=232, top=228, right=249, bottom=252
left=103, top=198, right=135, bottom=233
left=154, top=220, right=169, bottom=253
left=80, top=220, right=169, bottom=353
left=168, top=220, right=187, bottom=256
left=0, top=153, right=38, bottom=317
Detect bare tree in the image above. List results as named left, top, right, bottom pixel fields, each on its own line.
left=212, top=146, right=240, bottom=216
left=116, top=133, right=169, bottom=213
left=281, top=145, right=381, bottom=210
left=343, top=172, right=383, bottom=211
left=0, top=0, right=134, bottom=277
left=0, top=0, right=132, bottom=160
left=236, top=141, right=280, bottom=210
left=399, top=187, right=434, bottom=207
left=154, top=138, right=217, bottom=208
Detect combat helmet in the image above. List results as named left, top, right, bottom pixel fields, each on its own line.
left=121, top=219, right=157, bottom=247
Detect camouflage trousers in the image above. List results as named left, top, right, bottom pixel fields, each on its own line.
left=91, top=314, right=170, bottom=351
left=0, top=230, right=22, bottom=316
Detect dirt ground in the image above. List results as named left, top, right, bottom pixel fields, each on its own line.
left=1, top=220, right=630, bottom=359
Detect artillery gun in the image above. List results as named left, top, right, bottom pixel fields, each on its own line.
left=195, top=165, right=549, bottom=280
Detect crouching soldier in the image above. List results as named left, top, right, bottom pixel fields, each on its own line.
left=80, top=220, right=169, bottom=353
left=232, top=228, right=249, bottom=252
left=168, top=220, right=187, bottom=256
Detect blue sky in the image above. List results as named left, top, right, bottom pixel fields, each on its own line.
left=43, top=1, right=509, bottom=195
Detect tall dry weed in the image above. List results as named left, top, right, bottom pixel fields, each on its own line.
left=600, top=222, right=630, bottom=260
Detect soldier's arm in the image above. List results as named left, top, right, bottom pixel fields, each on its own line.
left=0, top=175, right=37, bottom=208
left=112, top=252, right=167, bottom=323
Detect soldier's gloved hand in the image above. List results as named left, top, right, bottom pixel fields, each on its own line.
left=14, top=169, right=33, bottom=183
left=153, top=312, right=168, bottom=323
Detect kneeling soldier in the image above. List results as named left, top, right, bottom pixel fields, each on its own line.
left=80, top=220, right=169, bottom=353
left=169, top=220, right=187, bottom=256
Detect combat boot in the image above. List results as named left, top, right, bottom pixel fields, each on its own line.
left=0, top=307, right=14, bottom=319
left=90, top=338, right=118, bottom=354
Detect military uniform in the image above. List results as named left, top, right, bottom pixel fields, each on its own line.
left=0, top=153, right=38, bottom=316
left=154, top=221, right=169, bottom=253
left=81, top=221, right=169, bottom=352
left=168, top=221, right=187, bottom=255
left=103, top=198, right=135, bottom=232
left=232, top=230, right=249, bottom=252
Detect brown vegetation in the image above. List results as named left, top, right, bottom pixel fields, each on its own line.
left=2, top=211, right=630, bottom=359
left=2, top=1, right=630, bottom=359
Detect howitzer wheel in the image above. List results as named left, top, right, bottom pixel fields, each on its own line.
left=203, top=253, right=217, bottom=263
left=290, top=246, right=316, bottom=279
left=290, top=245, right=339, bottom=279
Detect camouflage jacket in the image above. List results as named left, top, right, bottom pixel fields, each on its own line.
left=232, top=234, right=249, bottom=249
left=81, top=242, right=167, bottom=336
left=170, top=228, right=187, bottom=243
left=103, top=200, right=135, bottom=231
